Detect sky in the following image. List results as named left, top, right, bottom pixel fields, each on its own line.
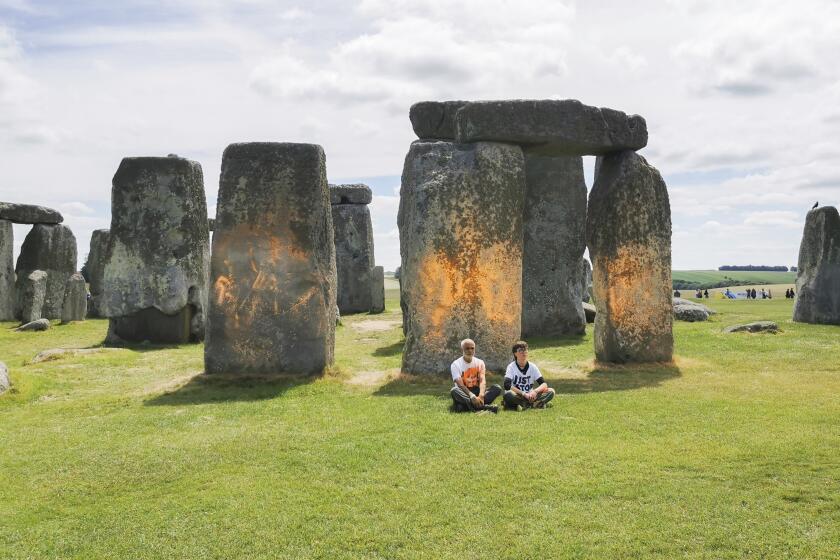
left=1, top=0, right=839, bottom=272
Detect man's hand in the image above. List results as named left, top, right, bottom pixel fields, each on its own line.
left=475, top=395, right=484, bottom=407
left=527, top=390, right=537, bottom=402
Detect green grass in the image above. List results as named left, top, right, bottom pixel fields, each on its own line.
left=1, top=290, right=838, bottom=559
left=673, top=270, right=796, bottom=289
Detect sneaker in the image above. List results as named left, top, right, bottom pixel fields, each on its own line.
left=484, top=405, right=499, bottom=414
left=515, top=404, right=524, bottom=412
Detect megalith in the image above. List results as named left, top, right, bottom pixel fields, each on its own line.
left=521, top=153, right=587, bottom=337
left=0, top=202, right=63, bottom=224
left=15, top=224, right=77, bottom=320
left=0, top=220, right=14, bottom=320
left=399, top=140, right=526, bottom=373
left=792, top=206, right=840, bottom=324
left=102, top=156, right=210, bottom=343
left=586, top=150, right=673, bottom=363
left=580, top=257, right=593, bottom=303
left=370, top=265, right=385, bottom=314
left=16, top=270, right=47, bottom=324
left=454, top=99, right=648, bottom=156
left=85, top=229, right=110, bottom=318
left=409, top=101, right=468, bottom=140
left=205, top=142, right=336, bottom=375
left=330, top=184, right=375, bottom=314
left=61, top=272, right=87, bottom=323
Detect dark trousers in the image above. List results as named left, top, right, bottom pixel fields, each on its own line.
left=503, top=388, right=555, bottom=409
left=450, top=384, right=502, bottom=411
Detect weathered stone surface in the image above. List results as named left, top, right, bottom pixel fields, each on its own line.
left=455, top=99, right=648, bottom=156
left=394, top=266, right=401, bottom=280
left=370, top=265, right=385, bottom=314
left=0, top=361, right=9, bottom=393
left=409, top=101, right=468, bottom=140
left=208, top=218, right=215, bottom=231
left=674, top=297, right=715, bottom=315
left=108, top=307, right=193, bottom=343
left=0, top=219, right=14, bottom=320
left=61, top=272, right=87, bottom=323
left=724, top=321, right=778, bottom=333
left=673, top=298, right=709, bottom=322
left=0, top=201, right=63, bottom=224
left=206, top=142, right=336, bottom=375
left=792, top=206, right=840, bottom=325
left=331, top=198, right=374, bottom=314
left=15, top=270, right=47, bottom=323
left=85, top=229, right=110, bottom=317
left=521, top=153, right=587, bottom=337
left=15, top=224, right=77, bottom=320
left=586, top=150, right=672, bottom=363
left=31, top=347, right=121, bottom=363
left=102, top=156, right=210, bottom=342
left=16, top=318, right=50, bottom=331
left=580, top=257, right=592, bottom=303
left=399, top=140, right=526, bottom=373
left=582, top=301, right=596, bottom=323
left=329, top=183, right=373, bottom=205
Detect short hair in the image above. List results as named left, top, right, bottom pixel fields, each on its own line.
left=511, top=340, right=528, bottom=355
left=460, top=338, right=476, bottom=350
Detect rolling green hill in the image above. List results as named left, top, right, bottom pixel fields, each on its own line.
left=672, top=270, right=796, bottom=290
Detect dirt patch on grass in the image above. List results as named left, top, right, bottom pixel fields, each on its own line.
left=28, top=347, right=123, bottom=364
left=351, top=320, right=401, bottom=333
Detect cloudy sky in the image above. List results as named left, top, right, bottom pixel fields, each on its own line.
left=2, top=0, right=838, bottom=271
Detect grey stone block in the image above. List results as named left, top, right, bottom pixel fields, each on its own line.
left=399, top=140, right=526, bottom=374
left=205, top=142, right=336, bottom=375
left=329, top=183, right=373, bottom=205
left=521, top=153, right=587, bottom=337
left=724, top=321, right=778, bottom=333
left=0, top=361, right=9, bottom=394
left=793, top=206, right=840, bottom=325
left=586, top=150, right=672, bottom=363
left=102, top=156, right=210, bottom=342
left=85, top=229, right=110, bottom=317
left=61, top=272, right=87, bottom=323
left=455, top=99, right=647, bottom=156
left=580, top=257, right=592, bottom=303
left=409, top=100, right=468, bottom=140
left=332, top=203, right=374, bottom=314
left=370, top=265, right=385, bottom=314
left=0, top=219, right=14, bottom=320
left=0, top=201, right=63, bottom=224
left=16, top=318, right=50, bottom=331
left=15, top=270, right=47, bottom=323
left=15, top=224, right=76, bottom=320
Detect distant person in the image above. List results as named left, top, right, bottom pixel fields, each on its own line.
left=673, top=289, right=681, bottom=298
left=768, top=289, right=772, bottom=299
left=785, top=288, right=790, bottom=299
left=751, top=288, right=757, bottom=300
left=761, top=288, right=767, bottom=299
left=704, top=289, right=709, bottom=299
left=450, top=339, right=501, bottom=414
left=790, top=288, right=795, bottom=298
left=503, top=341, right=555, bottom=411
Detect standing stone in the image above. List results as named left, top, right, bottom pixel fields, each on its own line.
left=330, top=184, right=375, bottom=314
left=85, top=229, right=110, bottom=317
left=0, top=201, right=63, bottom=224
left=370, top=265, right=385, bottom=314
left=61, top=272, right=87, bottom=323
left=15, top=224, right=77, bottom=320
left=0, top=361, right=9, bottom=394
left=102, top=156, right=210, bottom=343
left=0, top=220, right=14, bottom=320
left=580, top=257, right=593, bottom=303
left=15, top=270, right=47, bottom=324
left=521, top=153, right=587, bottom=337
left=792, top=206, right=840, bottom=325
left=399, top=141, right=526, bottom=374
left=586, top=150, right=673, bottom=363
left=454, top=99, right=648, bottom=156
left=205, top=143, right=336, bottom=375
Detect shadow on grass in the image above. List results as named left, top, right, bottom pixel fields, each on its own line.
left=144, top=372, right=317, bottom=406
left=526, top=334, right=587, bottom=349
left=372, top=362, right=681, bottom=397
left=551, top=362, right=681, bottom=394
left=373, top=340, right=404, bottom=357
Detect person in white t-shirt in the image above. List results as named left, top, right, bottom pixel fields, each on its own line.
left=450, top=338, right=501, bottom=413
left=503, top=340, right=555, bottom=410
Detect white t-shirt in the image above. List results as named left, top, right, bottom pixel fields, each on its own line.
left=451, top=356, right=486, bottom=389
left=504, top=361, right=543, bottom=392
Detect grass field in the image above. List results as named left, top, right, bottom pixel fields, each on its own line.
left=672, top=270, right=796, bottom=289
left=1, top=289, right=838, bottom=559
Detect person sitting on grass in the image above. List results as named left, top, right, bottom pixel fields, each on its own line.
left=450, top=338, right=501, bottom=414
left=503, top=341, right=555, bottom=411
